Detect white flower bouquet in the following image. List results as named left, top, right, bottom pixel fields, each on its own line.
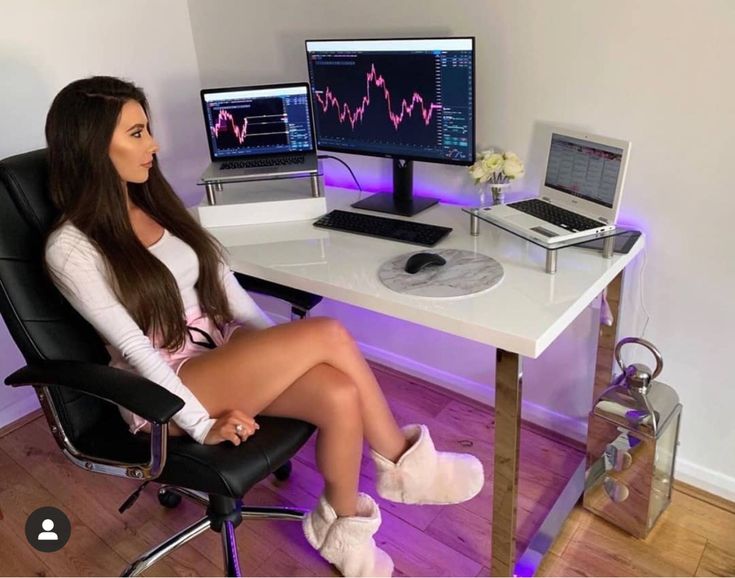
left=469, top=149, right=525, bottom=185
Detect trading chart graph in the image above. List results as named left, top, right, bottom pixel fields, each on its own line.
left=313, top=62, right=442, bottom=132
left=310, top=53, right=441, bottom=146
left=209, top=97, right=288, bottom=151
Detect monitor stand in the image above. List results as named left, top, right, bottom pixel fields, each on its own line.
left=351, top=159, right=438, bottom=217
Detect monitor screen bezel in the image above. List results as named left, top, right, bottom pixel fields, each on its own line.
left=304, top=36, right=476, bottom=167
left=199, top=81, right=316, bottom=161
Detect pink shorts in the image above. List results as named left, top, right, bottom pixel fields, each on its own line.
left=158, top=313, right=243, bottom=375
left=110, top=310, right=243, bottom=436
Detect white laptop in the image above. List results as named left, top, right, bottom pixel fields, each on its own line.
left=479, top=128, right=631, bottom=244
left=200, top=82, right=318, bottom=183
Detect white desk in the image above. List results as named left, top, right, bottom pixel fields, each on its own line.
left=206, top=187, right=644, bottom=576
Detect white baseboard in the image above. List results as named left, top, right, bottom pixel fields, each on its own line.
left=675, top=458, right=735, bottom=503
left=0, top=391, right=40, bottom=429
left=357, top=341, right=588, bottom=444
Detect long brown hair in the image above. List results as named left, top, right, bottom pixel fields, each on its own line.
left=45, top=76, right=232, bottom=351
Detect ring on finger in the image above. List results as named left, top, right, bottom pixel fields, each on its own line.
left=235, top=424, right=244, bottom=434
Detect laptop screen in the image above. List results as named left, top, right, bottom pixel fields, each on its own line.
left=544, top=133, right=624, bottom=209
left=201, top=84, right=315, bottom=160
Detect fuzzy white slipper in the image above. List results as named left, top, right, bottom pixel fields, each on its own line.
left=303, top=493, right=394, bottom=577
left=371, top=424, right=484, bottom=505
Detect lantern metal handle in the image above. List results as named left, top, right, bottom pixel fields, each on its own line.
left=615, top=337, right=663, bottom=381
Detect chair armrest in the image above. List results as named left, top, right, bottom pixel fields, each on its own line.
left=5, top=360, right=184, bottom=424
left=235, top=272, right=322, bottom=313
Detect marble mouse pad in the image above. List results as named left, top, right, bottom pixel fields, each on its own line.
left=378, top=249, right=504, bottom=298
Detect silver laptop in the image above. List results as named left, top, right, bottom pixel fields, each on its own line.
left=479, top=129, right=631, bottom=244
left=200, top=82, right=318, bottom=183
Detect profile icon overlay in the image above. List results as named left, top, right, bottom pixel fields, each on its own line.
left=38, top=518, right=59, bottom=540
left=25, top=506, right=71, bottom=552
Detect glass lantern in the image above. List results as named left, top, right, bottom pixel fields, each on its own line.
left=584, top=337, right=682, bottom=538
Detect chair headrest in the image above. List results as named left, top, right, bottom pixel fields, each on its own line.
left=0, top=148, right=57, bottom=235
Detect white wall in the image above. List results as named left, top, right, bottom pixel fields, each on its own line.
left=188, top=0, right=735, bottom=499
left=0, top=0, right=206, bottom=425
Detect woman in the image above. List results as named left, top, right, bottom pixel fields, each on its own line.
left=44, top=76, right=483, bottom=577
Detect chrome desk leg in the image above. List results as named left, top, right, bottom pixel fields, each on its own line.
left=512, top=271, right=625, bottom=576
left=593, top=271, right=623, bottom=400
left=545, top=249, right=558, bottom=274
left=492, top=349, right=523, bottom=576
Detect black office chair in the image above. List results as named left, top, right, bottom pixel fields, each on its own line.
left=0, top=149, right=320, bottom=576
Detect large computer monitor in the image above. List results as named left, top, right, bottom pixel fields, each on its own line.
left=305, top=37, right=475, bottom=216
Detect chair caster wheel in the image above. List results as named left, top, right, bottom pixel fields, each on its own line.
left=158, top=489, right=182, bottom=508
left=273, top=460, right=292, bottom=481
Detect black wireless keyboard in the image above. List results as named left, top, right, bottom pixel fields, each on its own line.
left=313, top=209, right=452, bottom=247
left=509, top=198, right=603, bottom=232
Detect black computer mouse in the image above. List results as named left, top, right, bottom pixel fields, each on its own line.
left=404, top=252, right=447, bottom=274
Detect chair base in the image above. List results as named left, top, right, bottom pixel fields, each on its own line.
left=121, top=485, right=307, bottom=577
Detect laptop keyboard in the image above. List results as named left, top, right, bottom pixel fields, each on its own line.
left=509, top=199, right=604, bottom=232
left=220, top=156, right=305, bottom=170
left=314, top=210, right=452, bottom=247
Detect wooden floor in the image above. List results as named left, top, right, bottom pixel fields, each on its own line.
left=0, top=363, right=733, bottom=577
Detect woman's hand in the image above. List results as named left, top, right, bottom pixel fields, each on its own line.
left=203, top=410, right=259, bottom=446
